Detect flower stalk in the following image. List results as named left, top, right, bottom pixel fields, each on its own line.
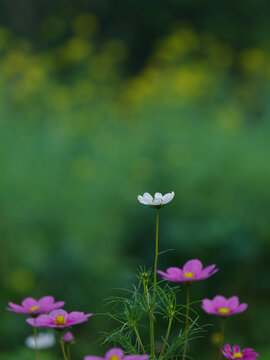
left=133, top=323, right=146, bottom=354
left=182, top=285, right=191, bottom=360
left=149, top=209, right=160, bottom=360
left=158, top=315, right=173, bottom=360
left=33, top=325, right=40, bottom=360
left=218, top=318, right=225, bottom=360
left=60, top=332, right=68, bottom=360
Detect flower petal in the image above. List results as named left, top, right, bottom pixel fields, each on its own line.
left=201, top=299, right=216, bottom=314
left=234, top=303, right=248, bottom=314
left=183, top=259, right=203, bottom=276
left=27, top=315, right=55, bottom=327
left=199, top=264, right=218, bottom=279
left=232, top=345, right=241, bottom=353
left=105, top=348, right=124, bottom=360
left=50, top=309, right=68, bottom=319
left=162, top=191, right=175, bottom=204
left=212, top=295, right=227, bottom=309
left=7, top=302, right=28, bottom=314
left=137, top=195, right=148, bottom=205
left=226, top=296, right=239, bottom=310
left=22, top=298, right=38, bottom=310
left=38, top=296, right=55, bottom=306
left=124, top=356, right=149, bottom=360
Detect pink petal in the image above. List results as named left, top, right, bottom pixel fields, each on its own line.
left=226, top=297, right=239, bottom=310
left=27, top=315, right=54, bottom=327
left=105, top=348, right=124, bottom=360
left=232, top=345, right=241, bottom=353
left=7, top=302, right=28, bottom=314
left=124, top=356, right=149, bottom=360
left=50, top=309, right=68, bottom=319
left=66, top=312, right=92, bottom=326
left=157, top=268, right=182, bottom=282
left=183, top=259, right=203, bottom=276
left=22, top=297, right=38, bottom=310
left=234, top=303, right=248, bottom=314
left=49, top=301, right=65, bottom=310
left=38, top=296, right=54, bottom=306
left=212, top=295, right=227, bottom=309
left=199, top=265, right=218, bottom=279
left=201, top=299, right=216, bottom=314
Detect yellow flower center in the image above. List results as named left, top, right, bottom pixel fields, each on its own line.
left=54, top=315, right=66, bottom=325
left=233, top=353, right=243, bottom=358
left=184, top=272, right=194, bottom=278
left=110, top=356, right=120, bottom=360
left=218, top=307, right=230, bottom=314
left=29, top=305, right=40, bottom=312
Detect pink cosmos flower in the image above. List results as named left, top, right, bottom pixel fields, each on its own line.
left=84, top=347, right=149, bottom=360
left=221, top=344, right=259, bottom=359
left=26, top=309, right=92, bottom=329
left=7, top=296, right=65, bottom=316
left=202, top=296, right=248, bottom=317
left=157, top=259, right=218, bottom=283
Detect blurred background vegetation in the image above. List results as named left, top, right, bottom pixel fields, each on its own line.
left=0, top=0, right=269, bottom=359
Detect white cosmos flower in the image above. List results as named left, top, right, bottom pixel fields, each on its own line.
left=137, top=191, right=175, bottom=208
left=25, top=332, right=55, bottom=350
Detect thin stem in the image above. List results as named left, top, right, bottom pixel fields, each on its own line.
left=218, top=318, right=225, bottom=360
left=60, top=332, right=68, bottom=360
left=158, top=316, right=173, bottom=360
left=133, top=323, right=146, bottom=354
left=182, top=285, right=191, bottom=360
left=149, top=208, right=160, bottom=360
left=67, top=343, right=71, bottom=360
left=33, top=325, right=40, bottom=360
left=152, top=209, right=159, bottom=308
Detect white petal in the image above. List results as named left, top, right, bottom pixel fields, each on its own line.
left=138, top=195, right=148, bottom=205
left=154, top=192, right=163, bottom=199
left=152, top=198, right=162, bottom=205
left=25, top=332, right=55, bottom=349
left=143, top=192, right=153, bottom=201
left=142, top=192, right=153, bottom=204
left=162, top=191, right=175, bottom=204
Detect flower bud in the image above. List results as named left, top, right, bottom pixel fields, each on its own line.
left=62, top=332, right=74, bottom=343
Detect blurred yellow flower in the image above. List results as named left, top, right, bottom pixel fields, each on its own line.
left=10, top=268, right=35, bottom=294
left=241, top=49, right=265, bottom=72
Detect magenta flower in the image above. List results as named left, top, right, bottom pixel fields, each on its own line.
left=7, top=296, right=65, bottom=316
left=62, top=331, right=74, bottom=343
left=157, top=259, right=218, bottom=283
left=26, top=309, right=92, bottom=329
left=221, top=344, right=259, bottom=359
left=202, top=296, right=248, bottom=317
left=84, top=347, right=149, bottom=360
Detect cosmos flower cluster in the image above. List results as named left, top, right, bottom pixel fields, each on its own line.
left=6, top=191, right=259, bottom=360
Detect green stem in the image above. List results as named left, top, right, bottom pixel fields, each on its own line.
left=158, top=316, right=173, bottom=360
left=152, top=209, right=159, bottom=308
left=149, top=209, right=160, bottom=360
left=67, top=343, right=71, bottom=360
left=60, top=333, right=68, bottom=360
left=33, top=325, right=40, bottom=360
left=218, top=318, right=225, bottom=360
left=133, top=324, right=146, bottom=354
left=182, top=285, right=191, bottom=360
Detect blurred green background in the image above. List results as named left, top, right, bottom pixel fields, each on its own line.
left=0, top=0, right=270, bottom=359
